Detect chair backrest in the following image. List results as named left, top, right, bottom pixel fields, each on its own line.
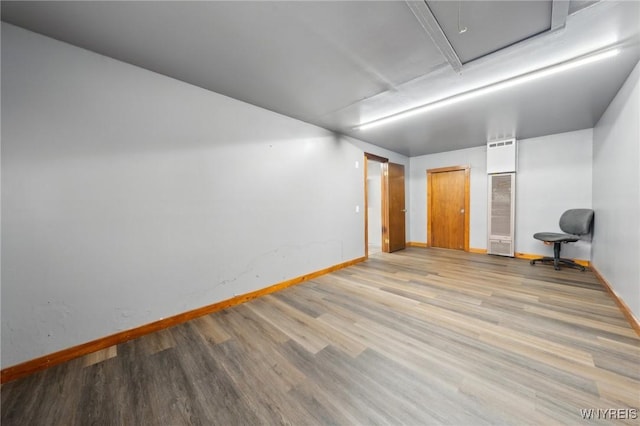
left=559, top=209, right=594, bottom=235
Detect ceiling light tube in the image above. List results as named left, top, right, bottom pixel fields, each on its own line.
left=355, top=47, right=620, bottom=131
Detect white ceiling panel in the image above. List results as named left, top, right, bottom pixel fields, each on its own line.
left=349, top=45, right=639, bottom=156
left=1, top=0, right=638, bottom=157
left=426, top=0, right=553, bottom=63
left=0, top=1, right=447, bottom=124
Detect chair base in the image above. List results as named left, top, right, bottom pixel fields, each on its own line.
left=530, top=256, right=586, bottom=271
left=529, top=241, right=586, bottom=271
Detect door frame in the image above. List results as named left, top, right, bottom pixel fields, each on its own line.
left=364, top=153, right=388, bottom=258
left=426, top=165, right=471, bottom=251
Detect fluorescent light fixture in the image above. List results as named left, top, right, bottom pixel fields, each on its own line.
left=355, top=47, right=620, bottom=131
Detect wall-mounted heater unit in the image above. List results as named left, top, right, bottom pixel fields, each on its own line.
left=488, top=173, right=515, bottom=256
left=487, top=139, right=516, bottom=257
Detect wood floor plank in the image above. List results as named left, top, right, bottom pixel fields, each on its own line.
left=2, top=247, right=639, bottom=425
left=276, top=340, right=393, bottom=425
left=247, top=297, right=330, bottom=354
left=82, top=345, right=118, bottom=367
left=264, top=295, right=367, bottom=358
left=212, top=306, right=307, bottom=393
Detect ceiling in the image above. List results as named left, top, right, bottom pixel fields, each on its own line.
left=2, top=1, right=639, bottom=157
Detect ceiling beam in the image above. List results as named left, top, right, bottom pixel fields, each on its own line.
left=405, top=0, right=463, bottom=72
left=551, top=0, right=571, bottom=30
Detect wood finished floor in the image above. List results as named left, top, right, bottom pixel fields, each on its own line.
left=2, top=248, right=639, bottom=425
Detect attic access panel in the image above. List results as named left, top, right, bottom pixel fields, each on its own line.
left=426, top=0, right=553, bottom=64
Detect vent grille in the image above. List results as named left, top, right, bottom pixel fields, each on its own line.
left=490, top=175, right=512, bottom=236
left=487, top=172, right=515, bottom=257
left=488, top=140, right=514, bottom=148
left=489, top=240, right=512, bottom=256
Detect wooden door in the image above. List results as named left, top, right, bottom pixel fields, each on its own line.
left=428, top=167, right=469, bottom=250
left=383, top=162, right=406, bottom=252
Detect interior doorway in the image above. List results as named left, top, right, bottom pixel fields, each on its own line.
left=364, top=153, right=407, bottom=257
left=427, top=165, right=470, bottom=251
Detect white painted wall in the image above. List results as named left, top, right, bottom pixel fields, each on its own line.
left=409, top=129, right=593, bottom=260
left=516, top=129, right=593, bottom=260
left=592, top=60, right=640, bottom=320
left=1, top=24, right=367, bottom=367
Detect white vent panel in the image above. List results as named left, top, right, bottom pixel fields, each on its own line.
left=487, top=138, right=517, bottom=173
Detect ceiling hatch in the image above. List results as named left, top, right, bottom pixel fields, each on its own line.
left=426, top=0, right=553, bottom=64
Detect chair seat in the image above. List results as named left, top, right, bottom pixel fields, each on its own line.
left=533, top=232, right=579, bottom=243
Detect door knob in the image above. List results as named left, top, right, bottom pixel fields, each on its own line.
left=460, top=208, right=465, bottom=213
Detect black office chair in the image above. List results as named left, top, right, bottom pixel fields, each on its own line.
left=530, top=208, right=594, bottom=271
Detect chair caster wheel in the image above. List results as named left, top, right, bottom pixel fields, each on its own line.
left=554, top=266, right=560, bottom=271
left=530, top=260, right=535, bottom=265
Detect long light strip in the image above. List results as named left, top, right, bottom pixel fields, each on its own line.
left=355, top=47, right=620, bottom=131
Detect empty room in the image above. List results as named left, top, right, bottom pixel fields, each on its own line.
left=1, top=0, right=639, bottom=424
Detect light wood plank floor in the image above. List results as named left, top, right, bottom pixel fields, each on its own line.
left=2, top=248, right=639, bottom=425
